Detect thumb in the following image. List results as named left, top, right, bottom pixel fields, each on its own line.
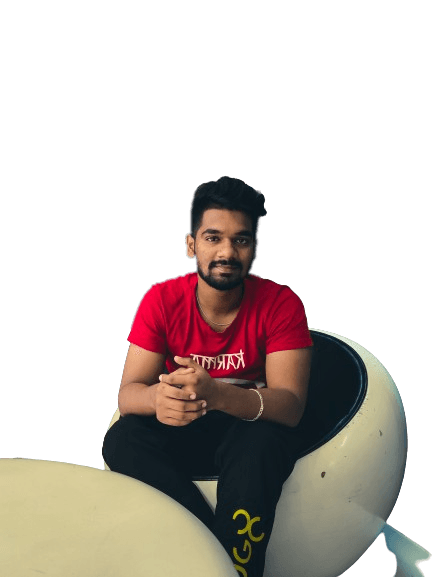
left=174, top=355, right=197, bottom=368
left=172, top=367, right=195, bottom=375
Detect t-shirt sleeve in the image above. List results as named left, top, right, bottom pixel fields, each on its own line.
left=266, top=287, right=313, bottom=354
left=127, top=285, right=167, bottom=354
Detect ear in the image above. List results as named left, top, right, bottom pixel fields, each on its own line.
left=186, top=234, right=196, bottom=257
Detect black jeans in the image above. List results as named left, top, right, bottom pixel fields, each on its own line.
left=102, top=411, right=302, bottom=577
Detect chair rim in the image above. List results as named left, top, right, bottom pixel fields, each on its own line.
left=192, top=330, right=368, bottom=481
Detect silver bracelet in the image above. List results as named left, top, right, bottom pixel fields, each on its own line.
left=243, top=388, right=264, bottom=422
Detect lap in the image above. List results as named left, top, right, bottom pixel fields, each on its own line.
left=214, top=418, right=303, bottom=475
left=105, top=411, right=303, bottom=478
left=105, top=411, right=233, bottom=477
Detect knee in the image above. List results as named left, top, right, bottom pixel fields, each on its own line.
left=239, top=421, right=299, bottom=455
left=102, top=415, right=134, bottom=469
left=216, top=421, right=300, bottom=476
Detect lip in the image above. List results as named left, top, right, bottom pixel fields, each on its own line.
left=214, top=265, right=239, bottom=271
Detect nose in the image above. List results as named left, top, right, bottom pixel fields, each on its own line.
left=216, top=238, right=237, bottom=260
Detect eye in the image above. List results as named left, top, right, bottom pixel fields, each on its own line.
left=206, top=236, right=219, bottom=242
left=235, top=238, right=251, bottom=246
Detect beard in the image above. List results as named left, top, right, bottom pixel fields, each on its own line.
left=197, top=258, right=253, bottom=291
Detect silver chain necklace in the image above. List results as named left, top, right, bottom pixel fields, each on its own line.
left=196, top=289, right=239, bottom=327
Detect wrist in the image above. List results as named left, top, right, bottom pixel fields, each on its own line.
left=148, top=383, right=159, bottom=413
left=210, top=379, right=223, bottom=411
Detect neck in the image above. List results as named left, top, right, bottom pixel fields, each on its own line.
left=196, top=276, right=244, bottom=316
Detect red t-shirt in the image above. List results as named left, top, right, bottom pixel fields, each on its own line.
left=128, top=273, right=312, bottom=389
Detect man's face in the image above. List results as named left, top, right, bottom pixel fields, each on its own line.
left=187, top=208, right=256, bottom=291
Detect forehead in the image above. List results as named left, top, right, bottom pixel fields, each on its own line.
left=198, top=208, right=253, bottom=233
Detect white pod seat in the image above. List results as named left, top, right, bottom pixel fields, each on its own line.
left=0, top=459, right=238, bottom=577
left=106, top=329, right=407, bottom=577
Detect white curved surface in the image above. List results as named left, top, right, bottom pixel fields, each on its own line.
left=0, top=458, right=237, bottom=577
left=197, top=330, right=408, bottom=577
left=105, top=329, right=408, bottom=577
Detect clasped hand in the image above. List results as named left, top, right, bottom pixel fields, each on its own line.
left=153, top=356, right=217, bottom=426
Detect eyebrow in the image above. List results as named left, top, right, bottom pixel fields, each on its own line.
left=201, top=228, right=253, bottom=237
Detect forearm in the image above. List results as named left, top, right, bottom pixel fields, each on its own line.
left=212, top=380, right=304, bottom=427
left=118, top=382, right=158, bottom=417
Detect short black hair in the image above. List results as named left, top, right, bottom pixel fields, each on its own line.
left=191, top=176, right=267, bottom=239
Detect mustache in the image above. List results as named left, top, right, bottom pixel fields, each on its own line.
left=210, top=260, right=242, bottom=269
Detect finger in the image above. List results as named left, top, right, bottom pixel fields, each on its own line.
left=158, top=382, right=197, bottom=401
left=165, top=405, right=207, bottom=420
left=156, top=394, right=207, bottom=415
left=171, top=399, right=207, bottom=413
left=174, top=355, right=198, bottom=368
left=161, top=372, right=195, bottom=386
left=165, top=416, right=201, bottom=427
left=156, top=415, right=190, bottom=427
left=159, top=373, right=197, bottom=398
left=170, top=367, right=195, bottom=376
left=156, top=414, right=202, bottom=427
left=159, top=373, right=179, bottom=384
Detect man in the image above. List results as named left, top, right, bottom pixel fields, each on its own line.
left=102, top=176, right=313, bottom=577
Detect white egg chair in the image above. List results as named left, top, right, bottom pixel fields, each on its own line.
left=105, top=329, right=407, bottom=577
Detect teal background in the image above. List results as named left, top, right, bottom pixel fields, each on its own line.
left=1, top=2, right=430, bottom=575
